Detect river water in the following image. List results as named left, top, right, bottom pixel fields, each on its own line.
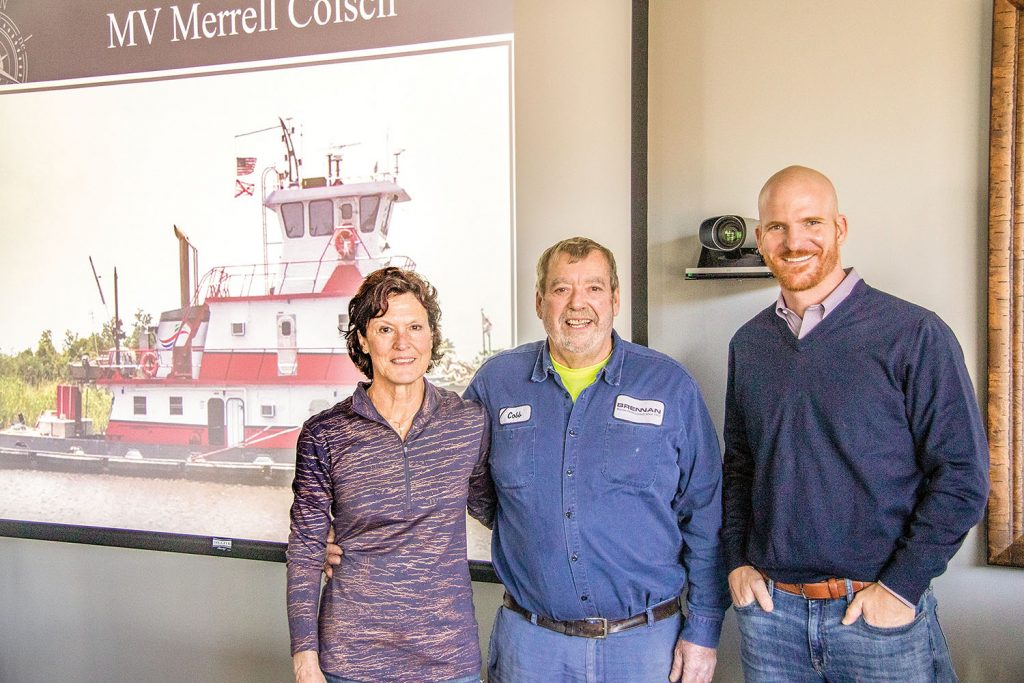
left=0, top=469, right=492, bottom=560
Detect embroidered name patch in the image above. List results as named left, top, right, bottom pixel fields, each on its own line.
left=499, top=404, right=532, bottom=425
left=613, top=395, right=664, bottom=426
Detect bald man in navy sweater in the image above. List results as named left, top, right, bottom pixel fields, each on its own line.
left=721, top=166, right=988, bottom=683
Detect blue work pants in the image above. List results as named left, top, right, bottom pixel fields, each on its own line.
left=486, top=604, right=682, bottom=682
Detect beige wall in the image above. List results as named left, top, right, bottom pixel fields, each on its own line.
left=513, top=0, right=633, bottom=342
left=649, top=1, right=1023, bottom=681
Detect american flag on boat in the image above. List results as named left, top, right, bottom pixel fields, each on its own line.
left=236, top=157, right=257, bottom=176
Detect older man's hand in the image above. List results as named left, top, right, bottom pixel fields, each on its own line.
left=322, top=527, right=343, bottom=580
left=668, top=639, right=717, bottom=683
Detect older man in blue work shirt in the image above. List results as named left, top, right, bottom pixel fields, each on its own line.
left=324, top=237, right=728, bottom=681
left=464, top=236, right=729, bottom=683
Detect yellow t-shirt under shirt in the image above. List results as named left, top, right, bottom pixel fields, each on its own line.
left=551, top=353, right=611, bottom=402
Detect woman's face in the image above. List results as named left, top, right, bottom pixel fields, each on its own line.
left=358, top=292, right=433, bottom=392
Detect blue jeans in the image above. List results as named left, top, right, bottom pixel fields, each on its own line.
left=487, top=605, right=682, bottom=683
left=734, top=581, right=957, bottom=682
left=324, top=673, right=479, bottom=683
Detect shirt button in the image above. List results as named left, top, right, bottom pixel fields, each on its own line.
left=580, top=595, right=589, bottom=602
left=568, top=429, right=577, bottom=437
left=565, top=511, right=573, bottom=519
left=570, top=554, right=578, bottom=562
left=565, top=468, right=574, bottom=477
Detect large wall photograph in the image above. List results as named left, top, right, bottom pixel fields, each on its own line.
left=0, top=0, right=512, bottom=564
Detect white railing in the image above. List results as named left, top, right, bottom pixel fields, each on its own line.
left=200, top=255, right=415, bottom=298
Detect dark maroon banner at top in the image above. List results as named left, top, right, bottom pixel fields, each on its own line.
left=0, top=0, right=511, bottom=87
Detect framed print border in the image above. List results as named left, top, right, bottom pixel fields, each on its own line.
left=988, top=0, right=1024, bottom=568
left=0, top=2, right=651, bottom=584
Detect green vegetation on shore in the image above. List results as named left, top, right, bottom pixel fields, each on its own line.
left=0, top=312, right=149, bottom=431
left=0, top=378, right=112, bottom=432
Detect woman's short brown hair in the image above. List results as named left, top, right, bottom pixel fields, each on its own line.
left=343, top=267, right=443, bottom=380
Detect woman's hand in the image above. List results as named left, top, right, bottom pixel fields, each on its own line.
left=293, top=651, right=326, bottom=683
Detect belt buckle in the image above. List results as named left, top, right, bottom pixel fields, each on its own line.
left=583, top=617, right=609, bottom=638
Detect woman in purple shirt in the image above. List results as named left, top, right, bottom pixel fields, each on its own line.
left=287, top=267, right=493, bottom=683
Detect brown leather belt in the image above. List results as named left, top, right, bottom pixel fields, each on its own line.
left=502, top=593, right=679, bottom=639
left=760, top=571, right=871, bottom=599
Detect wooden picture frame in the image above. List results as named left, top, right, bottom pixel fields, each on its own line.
left=988, top=0, right=1024, bottom=567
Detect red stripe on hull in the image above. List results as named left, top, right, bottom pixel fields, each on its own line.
left=105, top=421, right=300, bottom=449
left=197, top=352, right=364, bottom=384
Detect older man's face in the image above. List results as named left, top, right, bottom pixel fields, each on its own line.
left=536, top=250, right=619, bottom=368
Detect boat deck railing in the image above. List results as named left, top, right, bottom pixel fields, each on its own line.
left=200, top=254, right=415, bottom=298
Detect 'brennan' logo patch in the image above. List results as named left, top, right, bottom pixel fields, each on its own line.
left=613, top=395, right=664, bottom=426
left=499, top=405, right=532, bottom=425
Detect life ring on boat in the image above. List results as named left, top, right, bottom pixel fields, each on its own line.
left=333, top=227, right=356, bottom=261
left=139, top=351, right=159, bottom=379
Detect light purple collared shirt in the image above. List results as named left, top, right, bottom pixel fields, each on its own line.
left=775, top=268, right=861, bottom=339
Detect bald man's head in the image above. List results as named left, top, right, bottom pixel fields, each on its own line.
left=755, top=165, right=848, bottom=297
left=758, top=166, right=840, bottom=219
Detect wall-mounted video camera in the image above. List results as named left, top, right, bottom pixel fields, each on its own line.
left=684, top=215, right=772, bottom=280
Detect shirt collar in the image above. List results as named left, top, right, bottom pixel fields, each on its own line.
left=775, top=267, right=861, bottom=318
left=351, top=378, right=440, bottom=425
left=531, top=329, right=624, bottom=386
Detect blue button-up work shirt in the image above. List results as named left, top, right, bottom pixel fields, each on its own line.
left=465, top=331, right=729, bottom=648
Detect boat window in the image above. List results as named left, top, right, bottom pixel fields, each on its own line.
left=380, top=199, right=392, bottom=238
left=280, top=320, right=293, bottom=336
left=134, top=396, right=147, bottom=415
left=309, top=199, right=333, bottom=236
left=359, top=196, right=380, bottom=233
left=169, top=396, right=183, bottom=416
left=338, top=313, right=349, bottom=335
left=282, top=202, right=305, bottom=238
left=340, top=203, right=354, bottom=221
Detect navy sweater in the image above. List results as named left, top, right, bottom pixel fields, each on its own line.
left=722, top=280, right=989, bottom=603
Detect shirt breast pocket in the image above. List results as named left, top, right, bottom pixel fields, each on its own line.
left=491, top=424, right=536, bottom=490
left=601, top=422, right=660, bottom=489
